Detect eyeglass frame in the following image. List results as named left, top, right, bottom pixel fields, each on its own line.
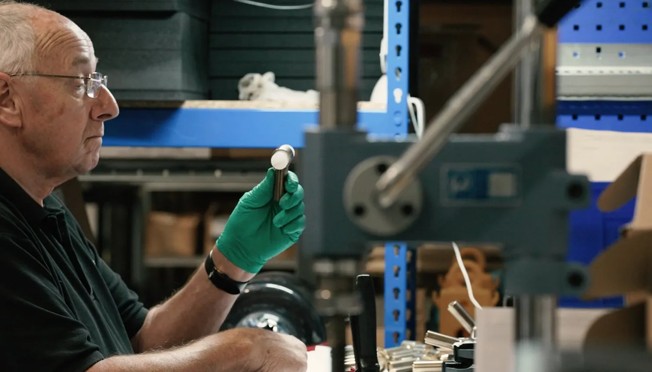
left=7, top=72, right=108, bottom=98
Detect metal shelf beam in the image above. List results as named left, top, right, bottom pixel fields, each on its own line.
left=104, top=106, right=397, bottom=148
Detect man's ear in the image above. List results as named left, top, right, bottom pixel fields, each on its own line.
left=0, top=73, right=22, bottom=128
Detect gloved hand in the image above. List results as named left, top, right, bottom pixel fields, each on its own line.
left=217, top=168, right=305, bottom=273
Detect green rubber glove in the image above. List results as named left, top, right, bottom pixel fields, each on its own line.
left=216, top=168, right=305, bottom=273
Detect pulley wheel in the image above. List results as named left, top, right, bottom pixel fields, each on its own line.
left=220, top=271, right=326, bottom=345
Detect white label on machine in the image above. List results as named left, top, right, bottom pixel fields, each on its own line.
left=441, top=164, right=521, bottom=206
left=488, top=172, right=517, bottom=197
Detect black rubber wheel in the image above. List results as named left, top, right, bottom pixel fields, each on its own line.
left=220, top=271, right=326, bottom=345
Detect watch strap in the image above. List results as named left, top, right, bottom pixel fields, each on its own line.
left=204, top=250, right=249, bottom=295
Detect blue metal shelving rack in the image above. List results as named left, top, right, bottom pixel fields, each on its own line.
left=103, top=1, right=410, bottom=148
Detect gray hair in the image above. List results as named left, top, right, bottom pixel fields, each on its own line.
left=0, top=1, right=39, bottom=74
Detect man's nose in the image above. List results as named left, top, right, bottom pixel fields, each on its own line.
left=91, top=85, right=120, bottom=122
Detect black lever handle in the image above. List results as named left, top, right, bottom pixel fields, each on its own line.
left=350, top=274, right=380, bottom=372
left=536, top=0, right=581, bottom=28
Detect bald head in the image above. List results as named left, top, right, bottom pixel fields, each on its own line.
left=0, top=1, right=94, bottom=74
left=0, top=0, right=38, bottom=74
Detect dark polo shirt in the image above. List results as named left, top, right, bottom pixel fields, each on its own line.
left=0, top=169, right=148, bottom=371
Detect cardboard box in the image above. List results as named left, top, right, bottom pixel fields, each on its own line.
left=145, top=211, right=201, bottom=257
left=475, top=307, right=608, bottom=372
left=582, top=153, right=652, bottom=350
left=567, top=128, right=652, bottom=182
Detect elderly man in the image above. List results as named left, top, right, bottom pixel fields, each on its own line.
left=0, top=1, right=307, bottom=371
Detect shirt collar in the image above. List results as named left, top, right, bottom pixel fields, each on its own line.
left=0, top=167, right=61, bottom=226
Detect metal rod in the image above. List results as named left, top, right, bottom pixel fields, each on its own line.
left=515, top=295, right=556, bottom=345
left=412, top=360, right=443, bottom=371
left=314, top=0, right=363, bottom=130
left=376, top=15, right=543, bottom=208
left=513, top=0, right=536, bottom=128
left=514, top=295, right=557, bottom=372
left=271, top=144, right=295, bottom=201
left=447, top=301, right=475, bottom=335
left=424, top=331, right=458, bottom=349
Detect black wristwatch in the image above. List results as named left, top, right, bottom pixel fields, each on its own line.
left=204, top=250, right=249, bottom=295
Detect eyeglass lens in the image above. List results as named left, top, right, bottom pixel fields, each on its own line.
left=86, top=73, right=107, bottom=98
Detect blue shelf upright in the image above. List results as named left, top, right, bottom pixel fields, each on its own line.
left=384, top=242, right=416, bottom=348
left=380, top=0, right=413, bottom=344
left=386, top=0, right=410, bottom=138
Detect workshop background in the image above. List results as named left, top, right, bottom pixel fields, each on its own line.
left=41, top=0, right=514, bottom=303
left=36, top=0, right=652, bottom=360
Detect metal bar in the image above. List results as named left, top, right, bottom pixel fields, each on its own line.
left=513, top=0, right=536, bottom=128
left=447, top=301, right=475, bottom=335
left=424, top=331, right=458, bottom=349
left=314, top=0, right=364, bottom=130
left=376, top=15, right=543, bottom=208
left=412, top=360, right=443, bottom=371
left=271, top=144, right=295, bottom=201
left=515, top=295, right=557, bottom=372
left=515, top=295, right=557, bottom=345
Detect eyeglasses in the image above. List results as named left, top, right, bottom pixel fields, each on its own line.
left=9, top=72, right=108, bottom=98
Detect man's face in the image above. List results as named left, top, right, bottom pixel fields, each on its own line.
left=12, top=13, right=119, bottom=181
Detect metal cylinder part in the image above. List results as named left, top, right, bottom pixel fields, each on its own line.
left=424, top=331, right=458, bottom=350
left=515, top=294, right=557, bottom=372
left=515, top=295, right=556, bottom=345
left=271, top=144, right=295, bottom=201
left=314, top=0, right=364, bottom=130
left=447, top=301, right=476, bottom=336
left=513, top=0, right=536, bottom=129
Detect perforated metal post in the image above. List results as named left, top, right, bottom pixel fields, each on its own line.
left=386, top=0, right=410, bottom=137
left=384, top=242, right=416, bottom=347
